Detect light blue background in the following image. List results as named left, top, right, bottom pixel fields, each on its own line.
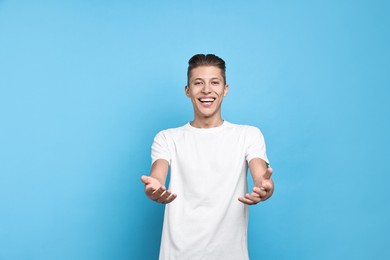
left=0, top=0, right=389, bottom=259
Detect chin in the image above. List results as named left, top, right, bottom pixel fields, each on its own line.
left=196, top=109, right=219, bottom=119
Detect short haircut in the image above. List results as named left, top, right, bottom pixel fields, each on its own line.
left=187, top=54, right=226, bottom=85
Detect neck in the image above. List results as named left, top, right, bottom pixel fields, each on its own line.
left=190, top=116, right=224, bottom=128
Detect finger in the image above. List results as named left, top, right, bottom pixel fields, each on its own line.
left=253, top=187, right=267, bottom=197
left=260, top=182, right=274, bottom=200
left=263, top=168, right=273, bottom=179
left=238, top=193, right=261, bottom=205
left=160, top=192, right=177, bottom=204
left=238, top=196, right=257, bottom=205
left=245, top=193, right=261, bottom=204
left=164, top=193, right=177, bottom=204
left=151, top=186, right=166, bottom=200
left=261, top=180, right=273, bottom=192
left=238, top=197, right=252, bottom=205
left=156, top=190, right=172, bottom=203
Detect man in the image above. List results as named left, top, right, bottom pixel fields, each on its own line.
left=141, top=54, right=274, bottom=260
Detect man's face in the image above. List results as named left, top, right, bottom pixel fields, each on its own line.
left=185, top=66, right=228, bottom=119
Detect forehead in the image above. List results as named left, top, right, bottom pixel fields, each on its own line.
left=189, top=66, right=224, bottom=81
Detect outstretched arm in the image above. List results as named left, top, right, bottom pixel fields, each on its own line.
left=141, top=159, right=177, bottom=204
left=238, top=158, right=274, bottom=205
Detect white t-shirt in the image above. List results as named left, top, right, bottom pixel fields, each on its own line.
left=151, top=121, right=269, bottom=260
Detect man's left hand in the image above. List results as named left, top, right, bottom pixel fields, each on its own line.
left=238, top=167, right=274, bottom=205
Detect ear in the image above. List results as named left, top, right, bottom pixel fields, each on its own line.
left=223, top=84, right=229, bottom=96
left=185, top=85, right=190, bottom=97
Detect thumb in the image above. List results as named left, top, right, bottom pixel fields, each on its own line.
left=140, top=175, right=151, bottom=184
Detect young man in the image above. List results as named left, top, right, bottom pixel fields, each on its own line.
left=141, top=54, right=274, bottom=260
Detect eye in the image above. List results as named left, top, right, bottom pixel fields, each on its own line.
left=194, top=81, right=203, bottom=86
left=211, top=81, right=220, bottom=85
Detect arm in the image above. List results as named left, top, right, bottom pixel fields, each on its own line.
left=140, top=159, right=177, bottom=204
left=238, top=158, right=274, bottom=205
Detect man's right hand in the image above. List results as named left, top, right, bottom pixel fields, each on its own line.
left=140, top=175, right=177, bottom=204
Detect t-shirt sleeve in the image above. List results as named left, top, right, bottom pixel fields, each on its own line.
left=151, top=131, right=171, bottom=165
left=245, top=127, right=269, bottom=164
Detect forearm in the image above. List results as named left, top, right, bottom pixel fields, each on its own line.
left=150, top=159, right=169, bottom=186
left=249, top=158, right=274, bottom=201
left=249, top=158, right=268, bottom=183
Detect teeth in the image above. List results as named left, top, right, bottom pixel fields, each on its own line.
left=200, top=98, right=215, bottom=102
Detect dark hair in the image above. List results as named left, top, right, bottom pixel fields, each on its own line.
left=187, top=54, right=226, bottom=84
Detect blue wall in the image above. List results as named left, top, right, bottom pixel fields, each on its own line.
left=0, top=0, right=389, bottom=259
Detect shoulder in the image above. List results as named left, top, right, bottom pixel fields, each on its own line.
left=225, top=121, right=263, bottom=135
left=154, top=123, right=189, bottom=139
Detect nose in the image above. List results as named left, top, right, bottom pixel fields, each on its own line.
left=201, top=83, right=211, bottom=93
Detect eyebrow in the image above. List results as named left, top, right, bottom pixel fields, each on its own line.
left=192, top=77, right=221, bottom=81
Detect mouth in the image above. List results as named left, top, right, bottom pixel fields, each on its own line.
left=198, top=97, right=216, bottom=106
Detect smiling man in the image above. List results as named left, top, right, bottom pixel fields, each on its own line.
left=141, top=54, right=274, bottom=260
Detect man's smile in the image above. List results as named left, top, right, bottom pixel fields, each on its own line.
left=198, top=97, right=216, bottom=106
